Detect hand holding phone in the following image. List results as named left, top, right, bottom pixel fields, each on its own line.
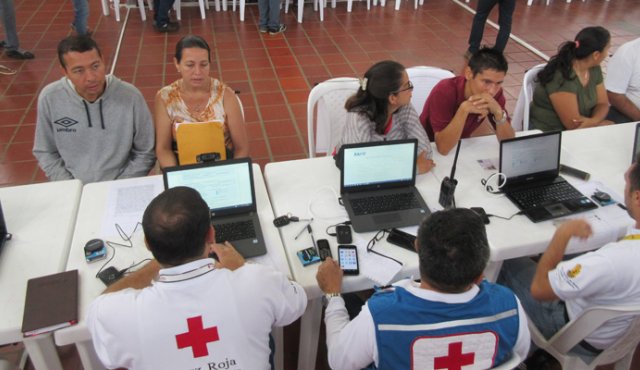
left=317, top=239, right=332, bottom=261
left=338, top=245, right=359, bottom=275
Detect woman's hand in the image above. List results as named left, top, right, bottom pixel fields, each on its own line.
left=417, top=151, right=436, bottom=174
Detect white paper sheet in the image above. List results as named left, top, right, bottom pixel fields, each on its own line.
left=101, top=182, right=164, bottom=238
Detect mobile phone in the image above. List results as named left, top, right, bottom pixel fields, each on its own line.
left=296, top=247, right=321, bottom=267
left=387, top=228, right=416, bottom=252
left=338, top=245, right=359, bottom=275
left=336, top=225, right=352, bottom=244
left=317, top=239, right=332, bottom=261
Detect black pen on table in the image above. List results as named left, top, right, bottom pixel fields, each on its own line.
left=307, top=224, right=318, bottom=253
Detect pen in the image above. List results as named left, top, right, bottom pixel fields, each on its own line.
left=308, top=224, right=318, bottom=252
left=618, top=203, right=628, bottom=211
left=294, top=221, right=311, bottom=240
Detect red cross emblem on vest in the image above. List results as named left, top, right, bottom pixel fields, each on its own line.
left=175, top=316, right=220, bottom=358
left=434, top=342, right=475, bottom=370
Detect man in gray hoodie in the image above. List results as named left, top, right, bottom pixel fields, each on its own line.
left=33, top=35, right=156, bottom=184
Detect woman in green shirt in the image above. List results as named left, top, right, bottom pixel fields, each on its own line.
left=530, top=26, right=613, bottom=131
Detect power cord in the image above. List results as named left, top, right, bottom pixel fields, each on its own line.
left=487, top=211, right=524, bottom=221
left=481, top=172, right=507, bottom=194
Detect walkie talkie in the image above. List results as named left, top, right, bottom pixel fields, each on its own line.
left=439, top=140, right=461, bottom=209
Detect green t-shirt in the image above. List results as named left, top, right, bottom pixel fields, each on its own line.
left=530, top=66, right=603, bottom=132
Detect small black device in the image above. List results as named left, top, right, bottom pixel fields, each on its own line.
left=387, top=228, right=416, bottom=252
left=336, top=225, right=352, bottom=244
left=592, top=190, right=614, bottom=206
left=317, top=239, right=332, bottom=261
left=559, top=164, right=590, bottom=181
left=196, top=152, right=221, bottom=163
left=97, top=266, right=123, bottom=286
left=338, top=245, right=359, bottom=275
left=84, top=239, right=107, bottom=263
left=0, top=200, right=11, bottom=256
left=273, top=215, right=290, bottom=227
left=296, top=247, right=321, bottom=266
left=439, top=140, right=461, bottom=209
left=470, top=207, right=490, bottom=224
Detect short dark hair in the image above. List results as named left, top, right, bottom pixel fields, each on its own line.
left=468, top=47, right=509, bottom=76
left=175, top=35, right=211, bottom=63
left=57, top=35, right=102, bottom=69
left=142, top=187, right=211, bottom=266
left=417, top=208, right=490, bottom=293
left=345, top=60, right=406, bottom=135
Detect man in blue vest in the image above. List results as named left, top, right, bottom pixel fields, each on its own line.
left=316, top=208, right=530, bottom=370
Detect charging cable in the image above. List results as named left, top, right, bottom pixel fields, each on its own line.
left=481, top=172, right=507, bottom=194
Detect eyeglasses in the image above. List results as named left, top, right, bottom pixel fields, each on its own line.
left=366, top=229, right=403, bottom=266
left=393, top=80, right=414, bottom=94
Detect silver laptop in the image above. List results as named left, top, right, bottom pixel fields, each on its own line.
left=500, top=131, right=597, bottom=223
left=162, top=158, right=267, bottom=258
left=340, top=139, right=430, bottom=233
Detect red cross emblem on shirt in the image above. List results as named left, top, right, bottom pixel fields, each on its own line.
left=175, top=316, right=220, bottom=358
left=434, top=342, right=475, bottom=370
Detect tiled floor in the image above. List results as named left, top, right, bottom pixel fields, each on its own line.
left=1, top=0, right=640, bottom=368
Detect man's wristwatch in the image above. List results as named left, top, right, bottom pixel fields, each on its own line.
left=495, top=110, right=508, bottom=125
left=323, top=292, right=341, bottom=306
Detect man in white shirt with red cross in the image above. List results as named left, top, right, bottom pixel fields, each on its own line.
left=316, top=208, right=530, bottom=370
left=87, top=186, right=307, bottom=369
left=499, top=157, right=640, bottom=361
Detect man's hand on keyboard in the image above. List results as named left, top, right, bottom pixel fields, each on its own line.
left=212, top=242, right=245, bottom=271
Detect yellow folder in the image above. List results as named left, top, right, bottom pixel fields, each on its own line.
left=175, top=121, right=227, bottom=165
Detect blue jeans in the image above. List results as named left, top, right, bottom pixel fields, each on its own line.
left=153, top=0, right=176, bottom=26
left=498, top=257, right=599, bottom=363
left=468, top=0, right=516, bottom=53
left=0, top=0, right=19, bottom=50
left=258, top=0, right=280, bottom=29
left=72, top=0, right=89, bottom=34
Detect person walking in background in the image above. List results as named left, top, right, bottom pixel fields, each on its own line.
left=71, top=0, right=90, bottom=35
left=258, top=0, right=286, bottom=35
left=0, top=0, right=34, bottom=59
left=466, top=0, right=516, bottom=59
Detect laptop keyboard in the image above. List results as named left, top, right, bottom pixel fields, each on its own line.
left=510, top=181, right=583, bottom=209
left=214, top=220, right=256, bottom=243
left=351, top=193, right=421, bottom=215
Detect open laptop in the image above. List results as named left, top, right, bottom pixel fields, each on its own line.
left=632, top=122, right=640, bottom=164
left=499, top=131, right=597, bottom=223
left=0, top=200, right=9, bottom=256
left=340, top=139, right=430, bottom=233
left=162, top=158, right=267, bottom=258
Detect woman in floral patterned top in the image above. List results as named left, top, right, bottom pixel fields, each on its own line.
left=154, top=35, right=249, bottom=168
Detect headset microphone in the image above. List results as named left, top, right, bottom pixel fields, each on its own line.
left=438, top=140, right=461, bottom=209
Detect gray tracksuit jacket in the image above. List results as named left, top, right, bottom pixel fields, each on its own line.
left=33, top=75, right=156, bottom=184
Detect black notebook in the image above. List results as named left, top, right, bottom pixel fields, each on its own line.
left=21, top=270, right=79, bottom=337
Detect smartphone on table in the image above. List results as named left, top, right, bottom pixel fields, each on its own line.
left=338, top=245, right=359, bottom=275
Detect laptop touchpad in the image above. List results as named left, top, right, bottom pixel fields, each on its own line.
left=545, top=203, right=569, bottom=217
left=374, top=213, right=401, bottom=224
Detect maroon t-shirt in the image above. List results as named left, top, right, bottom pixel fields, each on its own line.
left=419, top=76, right=506, bottom=141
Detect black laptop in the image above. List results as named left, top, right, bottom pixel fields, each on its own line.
left=340, top=139, right=430, bottom=233
left=632, top=122, right=640, bottom=164
left=0, top=200, right=9, bottom=256
left=499, top=131, right=597, bottom=223
left=162, top=158, right=267, bottom=258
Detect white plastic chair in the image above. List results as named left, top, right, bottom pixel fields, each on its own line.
left=528, top=305, right=640, bottom=370
left=406, top=66, right=455, bottom=117
left=173, top=0, right=211, bottom=20
left=511, top=63, right=544, bottom=131
left=101, top=0, right=148, bottom=21
left=307, top=78, right=359, bottom=157
left=491, top=352, right=522, bottom=370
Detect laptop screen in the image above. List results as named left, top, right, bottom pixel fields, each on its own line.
left=633, top=122, right=640, bottom=164
left=341, top=139, right=417, bottom=192
left=500, top=131, right=561, bottom=183
left=163, top=159, right=255, bottom=215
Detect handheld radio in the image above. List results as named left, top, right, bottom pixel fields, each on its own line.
left=438, top=140, right=461, bottom=209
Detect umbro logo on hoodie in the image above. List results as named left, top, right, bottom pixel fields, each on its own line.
left=54, top=117, right=78, bottom=132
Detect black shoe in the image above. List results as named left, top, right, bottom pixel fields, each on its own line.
left=268, top=24, right=286, bottom=35
left=0, top=41, right=5, bottom=49
left=5, top=49, right=35, bottom=60
left=154, top=22, right=179, bottom=33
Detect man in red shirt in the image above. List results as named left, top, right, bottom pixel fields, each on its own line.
left=420, top=48, right=515, bottom=155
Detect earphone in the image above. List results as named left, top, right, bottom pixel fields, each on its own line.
left=481, top=172, right=507, bottom=194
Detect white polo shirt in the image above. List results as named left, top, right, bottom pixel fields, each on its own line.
left=605, top=38, right=640, bottom=110
left=87, top=259, right=307, bottom=369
